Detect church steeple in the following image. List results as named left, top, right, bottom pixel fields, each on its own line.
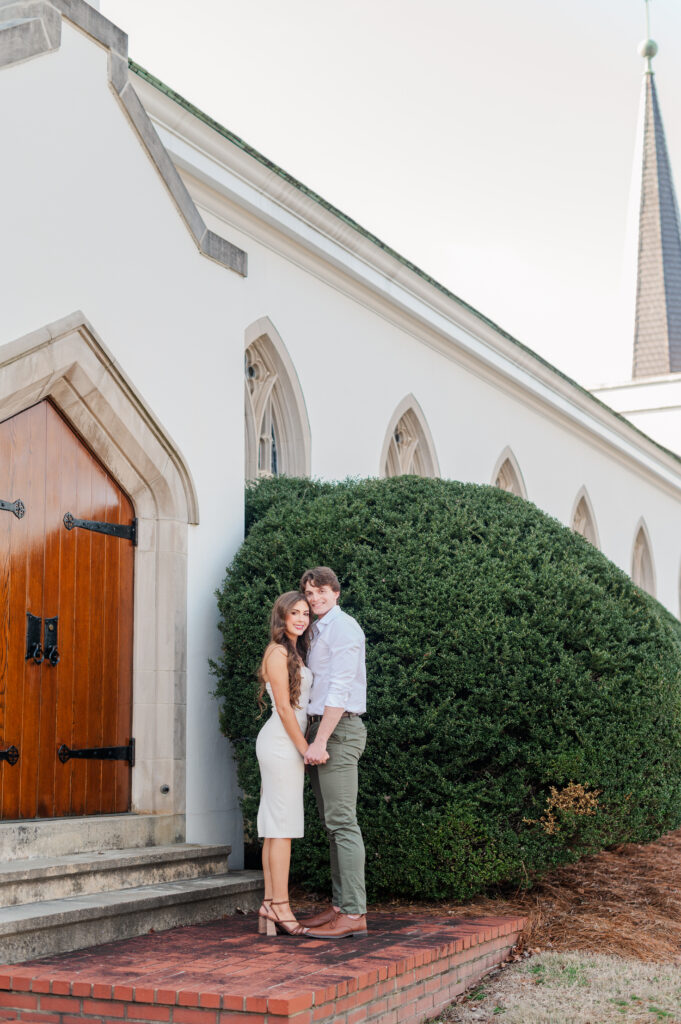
left=632, top=2, right=681, bottom=378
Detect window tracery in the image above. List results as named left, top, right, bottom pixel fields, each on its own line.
left=571, top=492, right=599, bottom=547
left=632, top=523, right=656, bottom=596
left=244, top=320, right=310, bottom=481
left=494, top=455, right=525, bottom=497
left=381, top=398, right=439, bottom=478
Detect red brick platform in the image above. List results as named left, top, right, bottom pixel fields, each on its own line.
left=0, top=913, right=524, bottom=1024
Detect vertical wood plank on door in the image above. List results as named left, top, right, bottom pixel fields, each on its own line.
left=100, top=487, right=118, bottom=814
left=18, top=405, right=47, bottom=820
left=70, top=439, right=93, bottom=816
left=86, top=462, right=108, bottom=815
left=37, top=404, right=63, bottom=817
left=1, top=409, right=36, bottom=819
left=54, top=410, right=78, bottom=818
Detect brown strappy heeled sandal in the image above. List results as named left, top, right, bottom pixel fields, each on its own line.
left=264, top=899, right=309, bottom=937
left=257, top=898, right=273, bottom=934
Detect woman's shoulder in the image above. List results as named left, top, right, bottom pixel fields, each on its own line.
left=263, top=642, right=288, bottom=664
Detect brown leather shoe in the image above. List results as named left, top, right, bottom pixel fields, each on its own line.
left=306, top=913, right=367, bottom=939
left=297, top=905, right=338, bottom=928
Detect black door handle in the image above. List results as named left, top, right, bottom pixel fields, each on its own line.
left=26, top=613, right=44, bottom=664
left=25, top=614, right=60, bottom=666
left=44, top=616, right=59, bottom=666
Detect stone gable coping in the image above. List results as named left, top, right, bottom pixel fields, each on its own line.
left=0, top=0, right=61, bottom=65
left=0, top=0, right=247, bottom=277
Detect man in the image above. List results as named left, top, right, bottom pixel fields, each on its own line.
left=300, top=566, right=368, bottom=938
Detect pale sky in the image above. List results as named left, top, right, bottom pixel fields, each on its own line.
left=99, top=0, right=681, bottom=388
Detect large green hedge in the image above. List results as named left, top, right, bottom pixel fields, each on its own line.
left=212, top=476, right=681, bottom=900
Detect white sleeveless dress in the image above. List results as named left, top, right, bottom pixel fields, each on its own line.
left=256, top=666, right=313, bottom=838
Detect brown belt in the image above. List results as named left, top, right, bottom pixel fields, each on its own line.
left=307, top=712, right=362, bottom=723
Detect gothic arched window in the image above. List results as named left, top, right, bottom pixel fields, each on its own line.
left=244, top=318, right=311, bottom=481
left=380, top=396, right=439, bottom=478
left=492, top=448, right=527, bottom=498
left=632, top=521, right=656, bottom=596
left=571, top=489, right=599, bottom=548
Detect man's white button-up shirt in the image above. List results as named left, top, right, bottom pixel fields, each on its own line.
left=307, top=604, right=367, bottom=715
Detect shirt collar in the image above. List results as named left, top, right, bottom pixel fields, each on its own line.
left=313, top=603, right=341, bottom=634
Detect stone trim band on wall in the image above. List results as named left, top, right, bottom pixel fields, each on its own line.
left=0, top=0, right=247, bottom=277
left=0, top=311, right=198, bottom=820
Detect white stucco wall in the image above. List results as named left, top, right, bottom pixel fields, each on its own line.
left=0, top=21, right=247, bottom=855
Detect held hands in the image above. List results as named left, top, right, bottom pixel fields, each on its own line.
left=304, top=739, right=330, bottom=766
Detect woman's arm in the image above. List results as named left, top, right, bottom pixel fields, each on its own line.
left=263, top=646, right=308, bottom=757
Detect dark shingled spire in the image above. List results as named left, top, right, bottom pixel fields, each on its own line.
left=632, top=40, right=681, bottom=378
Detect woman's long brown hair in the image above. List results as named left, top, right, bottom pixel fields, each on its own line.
left=258, top=591, right=311, bottom=713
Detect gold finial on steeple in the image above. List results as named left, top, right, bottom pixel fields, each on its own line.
left=638, top=0, right=658, bottom=72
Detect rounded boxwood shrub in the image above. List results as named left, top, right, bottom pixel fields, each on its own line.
left=212, top=476, right=681, bottom=900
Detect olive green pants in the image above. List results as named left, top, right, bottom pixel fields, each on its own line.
left=307, top=715, right=367, bottom=915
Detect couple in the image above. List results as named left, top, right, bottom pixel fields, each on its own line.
left=255, top=566, right=367, bottom=939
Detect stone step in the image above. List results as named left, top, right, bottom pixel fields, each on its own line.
left=0, top=813, right=185, bottom=862
left=0, top=843, right=231, bottom=907
left=0, top=870, right=264, bottom=964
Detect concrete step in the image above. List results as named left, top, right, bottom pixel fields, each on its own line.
left=0, top=844, right=231, bottom=907
left=0, top=870, right=264, bottom=964
left=0, top=813, right=185, bottom=862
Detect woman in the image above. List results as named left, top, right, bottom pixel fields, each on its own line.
left=256, top=591, right=314, bottom=936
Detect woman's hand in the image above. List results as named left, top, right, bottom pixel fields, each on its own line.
left=304, top=739, right=330, bottom=766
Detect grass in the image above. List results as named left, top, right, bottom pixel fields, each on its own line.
left=434, top=951, right=681, bottom=1023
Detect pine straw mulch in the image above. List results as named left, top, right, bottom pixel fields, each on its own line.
left=293, top=828, right=681, bottom=963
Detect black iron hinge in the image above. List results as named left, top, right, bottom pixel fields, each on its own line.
left=0, top=745, right=19, bottom=766
left=63, top=513, right=137, bottom=546
left=58, top=739, right=135, bottom=767
left=0, top=498, right=25, bottom=518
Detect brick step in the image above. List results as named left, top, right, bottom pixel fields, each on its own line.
left=0, top=844, right=232, bottom=908
left=0, top=872, right=263, bottom=965
left=0, top=912, right=525, bottom=1024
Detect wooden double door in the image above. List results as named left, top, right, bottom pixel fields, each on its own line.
left=0, top=401, right=134, bottom=819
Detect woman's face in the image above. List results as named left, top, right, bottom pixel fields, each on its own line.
left=284, top=600, right=310, bottom=641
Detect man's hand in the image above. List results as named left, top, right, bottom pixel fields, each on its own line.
left=304, top=739, right=330, bottom=766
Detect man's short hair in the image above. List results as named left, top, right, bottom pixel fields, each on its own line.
left=300, top=566, right=340, bottom=593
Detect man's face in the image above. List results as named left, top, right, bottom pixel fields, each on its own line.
left=304, top=583, right=339, bottom=618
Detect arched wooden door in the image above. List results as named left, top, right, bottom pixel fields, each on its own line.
left=0, top=401, right=134, bottom=819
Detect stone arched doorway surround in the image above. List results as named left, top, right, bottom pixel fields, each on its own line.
left=244, top=317, right=311, bottom=480
left=491, top=446, right=527, bottom=499
left=0, top=311, right=198, bottom=823
left=379, top=394, right=440, bottom=478
left=631, top=517, right=656, bottom=598
left=570, top=486, right=600, bottom=548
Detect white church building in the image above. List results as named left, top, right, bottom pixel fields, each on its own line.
left=1, top=0, right=681, bottom=959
